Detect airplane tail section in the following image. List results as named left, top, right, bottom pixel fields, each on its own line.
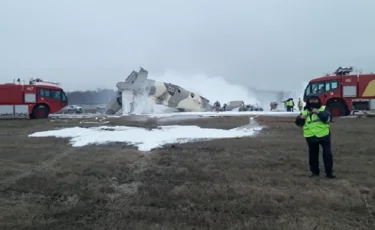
left=103, top=67, right=151, bottom=115
left=121, top=90, right=136, bottom=114
left=116, top=67, right=148, bottom=92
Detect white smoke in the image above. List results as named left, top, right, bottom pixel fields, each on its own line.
left=299, top=82, right=308, bottom=98
left=126, top=70, right=259, bottom=114
left=295, top=82, right=308, bottom=108
left=287, top=81, right=308, bottom=109
left=152, top=70, right=259, bottom=105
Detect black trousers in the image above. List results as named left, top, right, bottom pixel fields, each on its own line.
left=307, top=138, right=333, bottom=175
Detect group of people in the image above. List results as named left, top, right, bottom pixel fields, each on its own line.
left=213, top=101, right=226, bottom=111
left=270, top=98, right=304, bottom=112
left=284, top=98, right=305, bottom=112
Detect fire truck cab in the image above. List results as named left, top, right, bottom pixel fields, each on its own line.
left=0, top=78, right=68, bottom=119
left=303, top=67, right=375, bottom=117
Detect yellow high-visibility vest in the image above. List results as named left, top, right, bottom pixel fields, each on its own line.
left=301, top=106, right=330, bottom=138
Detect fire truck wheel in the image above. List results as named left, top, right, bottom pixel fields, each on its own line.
left=32, top=104, right=50, bottom=119
left=327, top=101, right=347, bottom=117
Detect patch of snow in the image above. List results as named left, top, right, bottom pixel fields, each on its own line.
left=150, top=104, right=179, bottom=113
left=49, top=114, right=121, bottom=119
left=28, top=125, right=262, bottom=152
left=340, top=116, right=358, bottom=119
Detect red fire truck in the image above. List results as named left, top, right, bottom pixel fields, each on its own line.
left=303, top=67, right=375, bottom=117
left=0, top=78, right=68, bottom=119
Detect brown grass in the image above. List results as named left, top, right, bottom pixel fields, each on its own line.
left=0, top=116, right=374, bottom=230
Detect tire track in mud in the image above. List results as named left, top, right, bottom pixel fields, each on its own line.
left=0, top=148, right=76, bottom=192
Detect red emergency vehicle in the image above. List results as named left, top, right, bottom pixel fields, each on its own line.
left=0, top=78, right=68, bottom=119
left=303, top=67, right=375, bottom=117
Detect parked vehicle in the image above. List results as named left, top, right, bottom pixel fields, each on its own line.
left=0, top=78, right=68, bottom=119
left=303, top=67, right=375, bottom=117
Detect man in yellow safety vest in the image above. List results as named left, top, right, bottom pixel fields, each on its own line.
left=286, top=98, right=294, bottom=112
left=295, top=94, right=335, bottom=178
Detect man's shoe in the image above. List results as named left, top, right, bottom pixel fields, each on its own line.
left=309, top=173, right=319, bottom=178
left=326, top=173, right=336, bottom=179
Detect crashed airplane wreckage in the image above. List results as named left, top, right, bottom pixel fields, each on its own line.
left=103, top=68, right=212, bottom=115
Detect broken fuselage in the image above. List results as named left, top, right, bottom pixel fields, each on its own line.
left=103, top=68, right=212, bottom=115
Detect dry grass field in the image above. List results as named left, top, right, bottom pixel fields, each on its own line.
left=0, top=115, right=374, bottom=230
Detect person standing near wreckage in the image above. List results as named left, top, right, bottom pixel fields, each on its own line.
left=295, top=94, right=336, bottom=179
left=298, top=98, right=304, bottom=111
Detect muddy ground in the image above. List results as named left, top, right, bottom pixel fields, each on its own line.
left=0, top=115, right=374, bottom=230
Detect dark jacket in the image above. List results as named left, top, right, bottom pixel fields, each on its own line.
left=295, top=94, right=332, bottom=142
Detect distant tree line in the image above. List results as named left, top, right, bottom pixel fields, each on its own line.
left=66, top=88, right=116, bottom=105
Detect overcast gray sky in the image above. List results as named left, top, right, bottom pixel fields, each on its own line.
left=1, top=0, right=374, bottom=91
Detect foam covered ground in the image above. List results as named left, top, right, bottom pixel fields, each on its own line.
left=29, top=124, right=263, bottom=151
left=2, top=116, right=375, bottom=229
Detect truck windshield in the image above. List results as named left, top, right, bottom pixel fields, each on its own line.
left=39, top=88, right=68, bottom=101
left=304, top=82, right=325, bottom=96
left=61, top=91, right=67, bottom=101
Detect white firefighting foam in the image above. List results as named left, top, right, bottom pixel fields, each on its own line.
left=29, top=125, right=262, bottom=151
